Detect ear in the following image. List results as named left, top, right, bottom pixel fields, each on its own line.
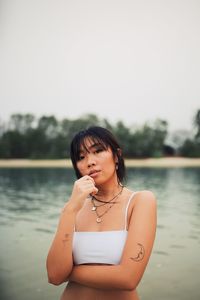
left=115, top=148, right=122, bottom=163
left=117, top=148, right=122, bottom=157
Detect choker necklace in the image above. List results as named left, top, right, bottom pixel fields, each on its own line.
left=91, top=186, right=124, bottom=223
left=92, top=185, right=124, bottom=203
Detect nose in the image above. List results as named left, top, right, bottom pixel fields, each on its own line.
left=87, top=153, right=96, bottom=168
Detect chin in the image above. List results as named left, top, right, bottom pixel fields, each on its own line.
left=94, top=178, right=104, bottom=186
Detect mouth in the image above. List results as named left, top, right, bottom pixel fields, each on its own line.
left=89, top=170, right=100, bottom=178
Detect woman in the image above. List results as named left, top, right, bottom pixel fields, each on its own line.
left=46, top=126, right=157, bottom=300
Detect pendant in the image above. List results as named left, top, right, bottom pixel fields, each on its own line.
left=91, top=206, right=96, bottom=211
left=96, top=217, right=102, bottom=223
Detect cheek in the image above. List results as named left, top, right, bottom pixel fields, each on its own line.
left=76, top=162, right=84, bottom=174
left=102, top=154, right=116, bottom=169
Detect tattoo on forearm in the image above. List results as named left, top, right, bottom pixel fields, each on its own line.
left=130, top=243, right=145, bottom=262
left=62, top=233, right=70, bottom=246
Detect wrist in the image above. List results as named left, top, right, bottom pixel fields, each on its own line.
left=61, top=201, right=79, bottom=214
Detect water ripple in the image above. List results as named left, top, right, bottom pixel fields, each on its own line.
left=35, top=228, right=54, bottom=234
left=154, top=250, right=169, bottom=256
left=170, top=244, right=185, bottom=249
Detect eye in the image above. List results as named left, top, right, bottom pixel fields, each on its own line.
left=94, top=147, right=104, bottom=153
left=78, top=154, right=85, bottom=161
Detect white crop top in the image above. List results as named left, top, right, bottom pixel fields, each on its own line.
left=72, top=192, right=137, bottom=265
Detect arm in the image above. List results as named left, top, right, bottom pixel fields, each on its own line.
left=46, top=175, right=98, bottom=285
left=69, top=190, right=157, bottom=291
left=46, top=203, right=78, bottom=285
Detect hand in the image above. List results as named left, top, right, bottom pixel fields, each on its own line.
left=66, top=175, right=98, bottom=212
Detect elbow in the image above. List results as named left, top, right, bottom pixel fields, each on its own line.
left=126, top=279, right=139, bottom=291
left=48, top=276, right=62, bottom=285
left=47, top=273, right=67, bottom=286
left=48, top=276, right=63, bottom=286
left=46, top=260, right=72, bottom=286
left=47, top=267, right=71, bottom=286
left=125, top=281, right=137, bottom=291
left=124, top=275, right=140, bottom=291
left=46, top=263, right=63, bottom=286
left=118, top=267, right=138, bottom=291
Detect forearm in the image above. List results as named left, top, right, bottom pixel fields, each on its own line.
left=69, top=265, right=131, bottom=290
left=46, top=204, right=77, bottom=285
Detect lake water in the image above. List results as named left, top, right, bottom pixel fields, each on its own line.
left=0, top=167, right=200, bottom=300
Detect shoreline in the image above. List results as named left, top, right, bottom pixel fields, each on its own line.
left=0, top=157, right=200, bottom=168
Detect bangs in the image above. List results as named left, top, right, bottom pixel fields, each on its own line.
left=72, top=135, right=108, bottom=163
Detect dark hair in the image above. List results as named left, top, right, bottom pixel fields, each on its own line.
left=70, top=126, right=126, bottom=183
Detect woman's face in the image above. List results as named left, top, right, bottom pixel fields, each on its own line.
left=76, top=137, right=118, bottom=186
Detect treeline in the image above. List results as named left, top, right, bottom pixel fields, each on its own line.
left=179, top=108, right=200, bottom=157
left=0, top=110, right=199, bottom=158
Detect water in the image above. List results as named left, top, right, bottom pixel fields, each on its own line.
left=0, top=167, right=200, bottom=300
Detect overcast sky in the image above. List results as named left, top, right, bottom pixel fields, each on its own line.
left=0, top=0, right=200, bottom=132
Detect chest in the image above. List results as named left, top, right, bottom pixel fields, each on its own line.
left=74, top=196, right=133, bottom=232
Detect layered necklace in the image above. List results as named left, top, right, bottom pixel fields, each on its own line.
left=91, top=185, right=124, bottom=223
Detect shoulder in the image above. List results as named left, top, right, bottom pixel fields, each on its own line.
left=134, top=190, right=156, bottom=205
left=129, top=190, right=157, bottom=215
left=126, top=190, right=156, bottom=229
left=128, top=190, right=157, bottom=229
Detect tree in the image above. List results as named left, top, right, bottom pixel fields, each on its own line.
left=129, top=119, right=168, bottom=158
left=38, top=116, right=59, bottom=138
left=193, top=109, right=200, bottom=141
left=179, top=139, right=200, bottom=157
left=113, top=121, right=132, bottom=157
left=9, top=113, right=35, bottom=133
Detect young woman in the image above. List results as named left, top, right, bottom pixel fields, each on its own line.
left=46, top=126, right=157, bottom=300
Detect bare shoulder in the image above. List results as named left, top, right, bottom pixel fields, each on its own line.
left=135, top=190, right=156, bottom=202
left=126, top=190, right=156, bottom=229
left=128, top=190, right=157, bottom=229
left=133, top=190, right=157, bottom=208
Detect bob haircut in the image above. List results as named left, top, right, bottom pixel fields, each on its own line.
left=70, top=126, right=126, bottom=184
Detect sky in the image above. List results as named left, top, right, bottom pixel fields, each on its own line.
left=0, top=0, right=200, bottom=132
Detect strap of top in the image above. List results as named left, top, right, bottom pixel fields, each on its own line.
left=124, top=191, right=138, bottom=230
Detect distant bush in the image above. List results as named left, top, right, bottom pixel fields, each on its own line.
left=0, top=110, right=199, bottom=158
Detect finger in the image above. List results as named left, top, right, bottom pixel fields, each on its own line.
left=83, top=182, right=96, bottom=190
left=83, top=182, right=98, bottom=192
left=91, top=187, right=98, bottom=196
left=78, top=176, right=93, bottom=185
left=83, top=175, right=95, bottom=184
left=81, top=175, right=92, bottom=181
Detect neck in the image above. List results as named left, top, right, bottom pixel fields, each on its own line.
left=95, top=178, right=122, bottom=201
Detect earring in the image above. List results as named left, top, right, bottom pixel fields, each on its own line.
left=116, top=162, right=118, bottom=170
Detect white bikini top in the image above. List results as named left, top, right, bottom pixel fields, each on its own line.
left=72, top=192, right=137, bottom=265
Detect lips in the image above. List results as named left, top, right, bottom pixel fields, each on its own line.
left=89, top=170, right=100, bottom=177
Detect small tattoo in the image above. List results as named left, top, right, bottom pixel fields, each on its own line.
left=130, top=243, right=145, bottom=262
left=62, top=233, right=70, bottom=245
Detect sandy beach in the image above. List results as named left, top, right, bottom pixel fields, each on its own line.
left=0, top=157, right=200, bottom=168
